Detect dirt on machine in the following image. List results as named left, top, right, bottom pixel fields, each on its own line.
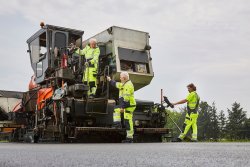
left=0, top=23, right=171, bottom=143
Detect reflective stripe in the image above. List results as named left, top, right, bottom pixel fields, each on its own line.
left=113, top=117, right=121, bottom=122
left=113, top=116, right=121, bottom=122
left=126, top=130, right=134, bottom=139
left=121, top=93, right=130, bottom=97
left=113, top=112, right=121, bottom=122
left=192, top=133, right=197, bottom=140
left=91, top=87, right=97, bottom=95
left=113, top=113, right=120, bottom=117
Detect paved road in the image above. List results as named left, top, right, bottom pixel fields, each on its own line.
left=0, top=142, right=250, bottom=167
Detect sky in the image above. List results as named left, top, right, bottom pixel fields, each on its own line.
left=0, top=0, right=249, bottom=115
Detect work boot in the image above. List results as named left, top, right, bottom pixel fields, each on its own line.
left=171, top=137, right=182, bottom=142
left=122, top=138, right=133, bottom=143
left=191, top=139, right=198, bottom=142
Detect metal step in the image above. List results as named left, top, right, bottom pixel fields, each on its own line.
left=75, top=127, right=123, bottom=132
left=74, top=127, right=170, bottom=134
left=135, top=128, right=170, bottom=134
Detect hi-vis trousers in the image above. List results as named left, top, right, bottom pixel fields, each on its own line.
left=113, top=107, right=134, bottom=139
left=178, top=112, right=198, bottom=141
left=83, top=66, right=97, bottom=96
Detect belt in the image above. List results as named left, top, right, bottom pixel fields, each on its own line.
left=89, top=64, right=95, bottom=68
left=187, top=108, right=198, bottom=115
left=125, top=110, right=133, bottom=114
left=124, top=105, right=136, bottom=110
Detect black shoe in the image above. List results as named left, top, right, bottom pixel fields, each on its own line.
left=122, top=138, right=133, bottom=143
left=172, top=138, right=182, bottom=142
left=191, top=139, right=198, bottom=142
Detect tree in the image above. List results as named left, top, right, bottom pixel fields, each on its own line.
left=165, top=109, right=183, bottom=138
left=218, top=110, right=226, bottom=139
left=197, top=101, right=211, bottom=140
left=226, top=102, right=247, bottom=140
left=242, top=118, right=250, bottom=139
left=208, top=102, right=220, bottom=141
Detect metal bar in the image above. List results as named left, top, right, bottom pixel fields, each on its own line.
left=135, top=128, right=169, bottom=134
left=75, top=127, right=170, bottom=134
left=167, top=115, right=182, bottom=133
left=76, top=127, right=122, bottom=132
left=161, top=89, right=163, bottom=106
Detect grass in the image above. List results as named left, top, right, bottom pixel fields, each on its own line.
left=0, top=140, right=9, bottom=143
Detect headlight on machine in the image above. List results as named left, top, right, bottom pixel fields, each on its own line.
left=135, top=120, right=140, bottom=126
left=65, top=107, right=71, bottom=114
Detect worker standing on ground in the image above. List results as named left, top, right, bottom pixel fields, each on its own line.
left=171, top=83, right=200, bottom=142
left=107, top=72, right=136, bottom=143
left=75, top=38, right=100, bottom=98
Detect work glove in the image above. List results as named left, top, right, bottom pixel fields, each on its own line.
left=107, top=76, right=111, bottom=81
left=68, top=43, right=76, bottom=52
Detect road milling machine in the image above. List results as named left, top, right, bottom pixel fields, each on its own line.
left=0, top=24, right=170, bottom=142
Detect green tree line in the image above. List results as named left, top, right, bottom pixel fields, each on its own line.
left=165, top=101, right=250, bottom=141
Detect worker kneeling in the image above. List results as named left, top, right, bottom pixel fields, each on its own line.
left=107, top=72, right=136, bottom=143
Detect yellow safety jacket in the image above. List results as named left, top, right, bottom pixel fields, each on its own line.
left=186, top=91, right=200, bottom=113
left=75, top=45, right=100, bottom=68
left=115, top=80, right=136, bottom=112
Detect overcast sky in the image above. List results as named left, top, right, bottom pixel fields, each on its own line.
left=0, top=0, right=249, bottom=115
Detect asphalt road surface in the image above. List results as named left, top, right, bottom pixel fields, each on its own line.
left=0, top=142, right=250, bottom=167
